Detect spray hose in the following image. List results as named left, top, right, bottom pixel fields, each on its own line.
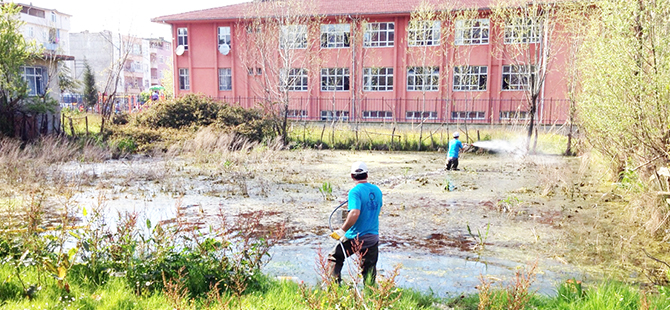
left=328, top=201, right=348, bottom=232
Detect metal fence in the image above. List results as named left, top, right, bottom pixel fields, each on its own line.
left=215, top=96, right=570, bottom=125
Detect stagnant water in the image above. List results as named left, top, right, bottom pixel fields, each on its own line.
left=62, top=149, right=605, bottom=297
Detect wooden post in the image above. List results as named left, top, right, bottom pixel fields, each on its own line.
left=85, top=116, right=89, bottom=137
left=69, top=117, right=75, bottom=137
left=477, top=130, right=481, bottom=141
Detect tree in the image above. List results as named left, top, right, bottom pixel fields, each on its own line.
left=239, top=0, right=323, bottom=143
left=489, top=0, right=573, bottom=152
left=0, top=2, right=40, bottom=135
left=578, top=0, right=670, bottom=179
left=82, top=61, right=98, bottom=107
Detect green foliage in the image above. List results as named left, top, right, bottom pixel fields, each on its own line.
left=466, top=222, right=490, bottom=251
left=318, top=181, right=333, bottom=201
left=57, top=62, right=80, bottom=94
left=134, top=94, right=275, bottom=143
left=578, top=0, right=670, bottom=180
left=82, top=61, right=98, bottom=107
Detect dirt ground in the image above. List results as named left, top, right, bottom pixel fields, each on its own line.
left=64, top=148, right=665, bottom=291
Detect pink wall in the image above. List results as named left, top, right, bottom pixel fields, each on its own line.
left=170, top=12, right=570, bottom=123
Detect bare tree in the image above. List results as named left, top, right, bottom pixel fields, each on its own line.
left=238, top=0, right=323, bottom=143
left=489, top=0, right=572, bottom=152
left=98, top=32, right=133, bottom=133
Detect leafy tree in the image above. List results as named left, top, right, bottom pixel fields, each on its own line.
left=82, top=61, right=98, bottom=107
left=58, top=62, right=80, bottom=95
left=578, top=0, right=670, bottom=179
left=0, top=2, right=40, bottom=135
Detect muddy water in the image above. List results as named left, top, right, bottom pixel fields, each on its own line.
left=63, top=150, right=605, bottom=296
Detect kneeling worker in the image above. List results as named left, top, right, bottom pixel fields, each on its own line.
left=329, top=161, right=383, bottom=285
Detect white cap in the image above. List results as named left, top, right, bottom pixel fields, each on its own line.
left=453, top=132, right=460, bottom=138
left=350, top=161, right=368, bottom=175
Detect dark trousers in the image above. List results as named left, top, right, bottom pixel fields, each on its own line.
left=328, top=239, right=379, bottom=285
left=446, top=158, right=459, bottom=170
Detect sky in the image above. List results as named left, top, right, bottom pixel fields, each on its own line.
left=23, top=0, right=249, bottom=38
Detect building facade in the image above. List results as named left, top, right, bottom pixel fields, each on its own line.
left=153, top=0, right=571, bottom=124
left=18, top=3, right=75, bottom=102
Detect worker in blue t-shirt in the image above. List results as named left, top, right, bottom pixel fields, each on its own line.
left=446, top=132, right=465, bottom=171
left=329, top=161, right=382, bottom=285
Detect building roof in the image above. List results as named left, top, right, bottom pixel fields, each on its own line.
left=152, top=0, right=504, bottom=24
left=16, top=3, right=72, bottom=17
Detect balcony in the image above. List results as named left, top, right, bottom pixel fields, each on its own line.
left=44, top=43, right=58, bottom=51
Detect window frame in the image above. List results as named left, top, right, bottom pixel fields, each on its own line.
left=177, top=27, right=188, bottom=50
left=363, top=22, right=395, bottom=47
left=406, top=111, right=437, bottom=120
left=453, top=66, right=488, bottom=91
left=281, top=68, right=309, bottom=91
left=320, top=68, right=350, bottom=91
left=280, top=25, right=308, bottom=49
left=504, top=17, right=541, bottom=44
left=363, top=67, right=394, bottom=92
left=455, top=19, right=489, bottom=45
left=452, top=111, right=486, bottom=120
left=320, top=110, right=349, bottom=121
left=218, top=68, right=232, bottom=91
left=407, top=66, right=439, bottom=91
left=501, top=65, right=535, bottom=90
left=320, top=23, right=351, bottom=48
left=178, top=68, right=190, bottom=90
left=22, top=66, right=44, bottom=96
left=408, top=20, right=441, bottom=46
left=363, top=110, right=393, bottom=119
left=218, top=26, right=231, bottom=48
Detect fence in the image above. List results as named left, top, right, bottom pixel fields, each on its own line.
left=215, top=96, right=570, bottom=125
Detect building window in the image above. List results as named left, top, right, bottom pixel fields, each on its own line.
left=455, top=19, right=489, bottom=45
left=27, top=26, right=33, bottom=38
left=50, top=12, right=56, bottom=23
left=177, top=27, right=188, bottom=50
left=500, top=111, right=530, bottom=120
left=364, top=22, right=394, bottom=47
left=407, top=66, right=439, bottom=91
left=178, top=68, right=190, bottom=90
left=452, top=111, right=486, bottom=120
left=453, top=66, right=487, bottom=91
left=502, top=65, right=534, bottom=90
left=406, top=111, right=437, bottom=119
left=363, top=67, right=393, bottom=91
left=408, top=20, right=440, bottom=46
left=504, top=18, right=541, bottom=44
left=218, top=26, right=231, bottom=47
left=248, top=68, right=262, bottom=75
left=280, top=25, right=307, bottom=49
left=321, top=68, right=350, bottom=91
left=320, top=24, right=350, bottom=48
left=287, top=110, right=308, bottom=118
left=22, top=66, right=44, bottom=96
left=321, top=110, right=349, bottom=121
left=363, top=111, right=393, bottom=119
left=219, top=68, right=232, bottom=91
left=281, top=68, right=308, bottom=91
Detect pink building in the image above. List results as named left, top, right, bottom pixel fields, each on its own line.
left=153, top=0, right=570, bottom=124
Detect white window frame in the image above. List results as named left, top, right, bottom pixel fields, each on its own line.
left=363, top=110, right=393, bottom=119
left=219, top=68, right=232, bottom=91
left=453, top=66, right=488, bottom=91
left=408, top=20, right=440, bottom=46
left=452, top=111, right=486, bottom=120
left=320, top=24, right=350, bottom=48
left=407, top=66, right=439, bottom=91
left=406, top=111, right=437, bottom=120
left=363, top=67, right=394, bottom=91
left=50, top=12, right=56, bottom=23
left=281, top=68, right=308, bottom=91
left=287, top=110, right=308, bottom=118
left=22, top=66, right=44, bottom=96
left=321, top=68, right=350, bottom=91
left=504, top=18, right=541, bottom=44
left=500, top=110, right=530, bottom=120
left=502, top=65, right=534, bottom=90
left=455, top=19, right=489, bottom=45
left=177, top=27, right=188, bottom=50
left=321, top=110, right=349, bottom=121
left=218, top=26, right=231, bottom=48
left=363, top=22, right=394, bottom=47
left=178, top=68, right=190, bottom=90
left=280, top=25, right=307, bottom=49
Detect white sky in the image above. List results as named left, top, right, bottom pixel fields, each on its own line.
left=23, top=0, right=249, bottom=38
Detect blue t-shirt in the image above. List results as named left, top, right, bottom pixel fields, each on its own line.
left=346, top=182, right=382, bottom=239
left=447, top=139, right=463, bottom=158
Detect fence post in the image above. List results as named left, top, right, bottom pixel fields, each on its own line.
left=69, top=117, right=75, bottom=137
left=85, top=116, right=89, bottom=137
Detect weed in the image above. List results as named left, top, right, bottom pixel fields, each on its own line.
left=467, top=222, right=490, bottom=251
left=497, top=195, right=521, bottom=214
left=318, top=182, right=334, bottom=201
